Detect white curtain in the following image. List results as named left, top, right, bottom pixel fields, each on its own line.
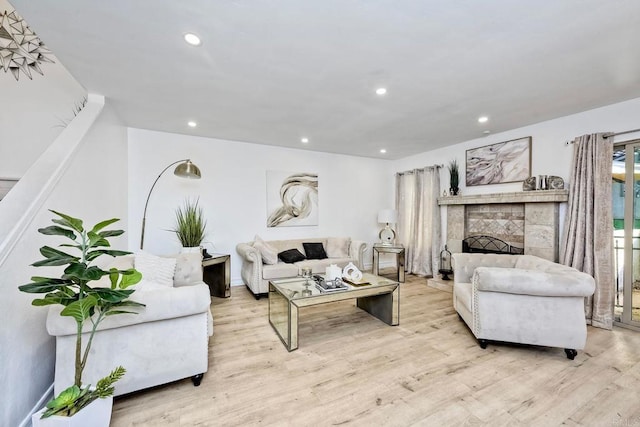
left=395, top=166, right=441, bottom=276
left=560, top=133, right=614, bottom=330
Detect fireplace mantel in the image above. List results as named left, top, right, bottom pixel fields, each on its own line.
left=440, top=189, right=569, bottom=261
left=438, top=189, right=568, bottom=206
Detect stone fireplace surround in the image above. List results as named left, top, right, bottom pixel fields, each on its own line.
left=438, top=190, right=569, bottom=262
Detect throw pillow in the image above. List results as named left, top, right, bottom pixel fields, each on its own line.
left=326, top=237, right=351, bottom=258
left=303, top=242, right=327, bottom=260
left=253, top=235, right=278, bottom=265
left=278, top=248, right=306, bottom=264
left=134, top=251, right=177, bottom=287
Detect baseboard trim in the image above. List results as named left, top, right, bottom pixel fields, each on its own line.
left=18, top=383, right=54, bottom=427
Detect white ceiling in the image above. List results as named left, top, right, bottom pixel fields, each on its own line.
left=11, top=0, right=640, bottom=159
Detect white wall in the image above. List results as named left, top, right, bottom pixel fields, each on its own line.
left=127, top=129, right=394, bottom=282
left=393, top=97, right=640, bottom=245
left=0, top=0, right=87, bottom=179
left=0, top=101, right=128, bottom=427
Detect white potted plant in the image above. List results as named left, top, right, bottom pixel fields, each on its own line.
left=173, top=198, right=207, bottom=253
left=19, top=210, right=143, bottom=427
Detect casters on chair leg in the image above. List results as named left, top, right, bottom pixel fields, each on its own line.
left=564, top=349, right=577, bottom=360
left=192, top=373, right=204, bottom=386
left=478, top=339, right=488, bottom=349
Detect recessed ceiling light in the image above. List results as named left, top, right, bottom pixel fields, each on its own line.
left=184, top=33, right=201, bottom=46
left=483, top=130, right=491, bottom=134
left=375, top=88, right=387, bottom=95
left=380, top=149, right=387, bottom=154
left=301, top=137, right=309, bottom=143
left=478, top=116, right=489, bottom=123
left=187, top=121, right=197, bottom=128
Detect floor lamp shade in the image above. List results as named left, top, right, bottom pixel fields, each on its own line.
left=174, top=160, right=201, bottom=179
left=140, top=159, right=202, bottom=249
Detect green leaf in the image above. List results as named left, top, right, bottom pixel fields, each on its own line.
left=61, top=295, right=97, bottom=322
left=94, top=366, right=125, bottom=398
left=37, top=225, right=77, bottom=240
left=50, top=210, right=84, bottom=233
left=85, top=249, right=130, bottom=262
left=99, top=229, right=124, bottom=238
left=62, top=263, right=105, bottom=282
left=32, top=291, right=76, bottom=306
left=105, top=309, right=139, bottom=316
left=119, top=269, right=142, bottom=288
left=19, top=278, right=71, bottom=294
left=46, top=385, right=81, bottom=409
left=32, top=246, right=78, bottom=267
left=90, top=218, right=119, bottom=233
left=89, top=287, right=134, bottom=303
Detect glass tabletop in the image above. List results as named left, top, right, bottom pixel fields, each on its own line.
left=270, top=273, right=398, bottom=302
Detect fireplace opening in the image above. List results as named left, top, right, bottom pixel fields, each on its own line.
left=462, top=235, right=524, bottom=255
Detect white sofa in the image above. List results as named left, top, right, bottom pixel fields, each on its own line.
left=47, top=252, right=213, bottom=396
left=236, top=237, right=367, bottom=298
left=452, top=253, right=595, bottom=359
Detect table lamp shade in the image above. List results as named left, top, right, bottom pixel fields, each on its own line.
left=378, top=209, right=398, bottom=224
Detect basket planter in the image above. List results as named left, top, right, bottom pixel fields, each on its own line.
left=32, top=396, right=113, bottom=427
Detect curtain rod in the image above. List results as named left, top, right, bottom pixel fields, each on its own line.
left=396, top=164, right=444, bottom=176
left=603, top=128, right=640, bottom=139
left=565, top=128, right=640, bottom=145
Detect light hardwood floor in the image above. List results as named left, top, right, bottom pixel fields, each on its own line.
left=111, top=274, right=640, bottom=426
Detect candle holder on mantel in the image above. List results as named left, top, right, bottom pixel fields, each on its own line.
left=438, top=245, right=453, bottom=281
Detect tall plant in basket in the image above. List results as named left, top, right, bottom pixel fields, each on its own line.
left=19, top=210, right=143, bottom=421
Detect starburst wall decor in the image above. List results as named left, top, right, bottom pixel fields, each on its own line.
left=0, top=9, right=54, bottom=81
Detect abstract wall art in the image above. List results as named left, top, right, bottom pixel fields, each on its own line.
left=466, top=136, right=531, bottom=186
left=266, top=171, right=319, bottom=227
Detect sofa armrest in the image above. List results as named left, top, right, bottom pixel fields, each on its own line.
left=453, top=253, right=520, bottom=284
left=47, top=283, right=212, bottom=336
left=473, top=267, right=596, bottom=297
left=236, top=242, right=260, bottom=263
left=349, top=240, right=367, bottom=269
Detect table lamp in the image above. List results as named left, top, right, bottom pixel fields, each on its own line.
left=378, top=209, right=398, bottom=245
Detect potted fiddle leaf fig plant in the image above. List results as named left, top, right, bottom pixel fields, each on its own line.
left=19, top=210, right=143, bottom=427
left=173, top=198, right=207, bottom=251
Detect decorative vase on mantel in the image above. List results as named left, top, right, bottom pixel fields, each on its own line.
left=448, top=160, right=460, bottom=196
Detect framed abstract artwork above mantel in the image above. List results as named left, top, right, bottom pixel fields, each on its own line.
left=466, top=136, right=532, bottom=186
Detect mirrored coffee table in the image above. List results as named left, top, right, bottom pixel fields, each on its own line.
left=268, top=273, right=400, bottom=351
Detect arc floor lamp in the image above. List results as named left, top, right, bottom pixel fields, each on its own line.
left=140, top=159, right=202, bottom=249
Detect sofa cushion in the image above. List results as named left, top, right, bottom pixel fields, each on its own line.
left=326, top=237, right=350, bottom=258
left=303, top=242, right=327, bottom=260
left=135, top=251, right=176, bottom=287
left=262, top=263, right=300, bottom=279
left=279, top=248, right=306, bottom=263
left=174, top=252, right=203, bottom=287
left=254, top=235, right=278, bottom=265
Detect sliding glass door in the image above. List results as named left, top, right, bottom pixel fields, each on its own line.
left=612, top=141, right=640, bottom=328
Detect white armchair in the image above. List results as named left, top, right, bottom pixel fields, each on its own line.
left=452, top=253, right=595, bottom=359
left=47, top=252, right=213, bottom=396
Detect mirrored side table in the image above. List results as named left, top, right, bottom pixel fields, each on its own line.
left=202, top=253, right=231, bottom=298
left=372, top=243, right=405, bottom=283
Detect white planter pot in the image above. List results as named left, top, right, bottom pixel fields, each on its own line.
left=32, top=396, right=113, bottom=427
left=181, top=246, right=201, bottom=254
